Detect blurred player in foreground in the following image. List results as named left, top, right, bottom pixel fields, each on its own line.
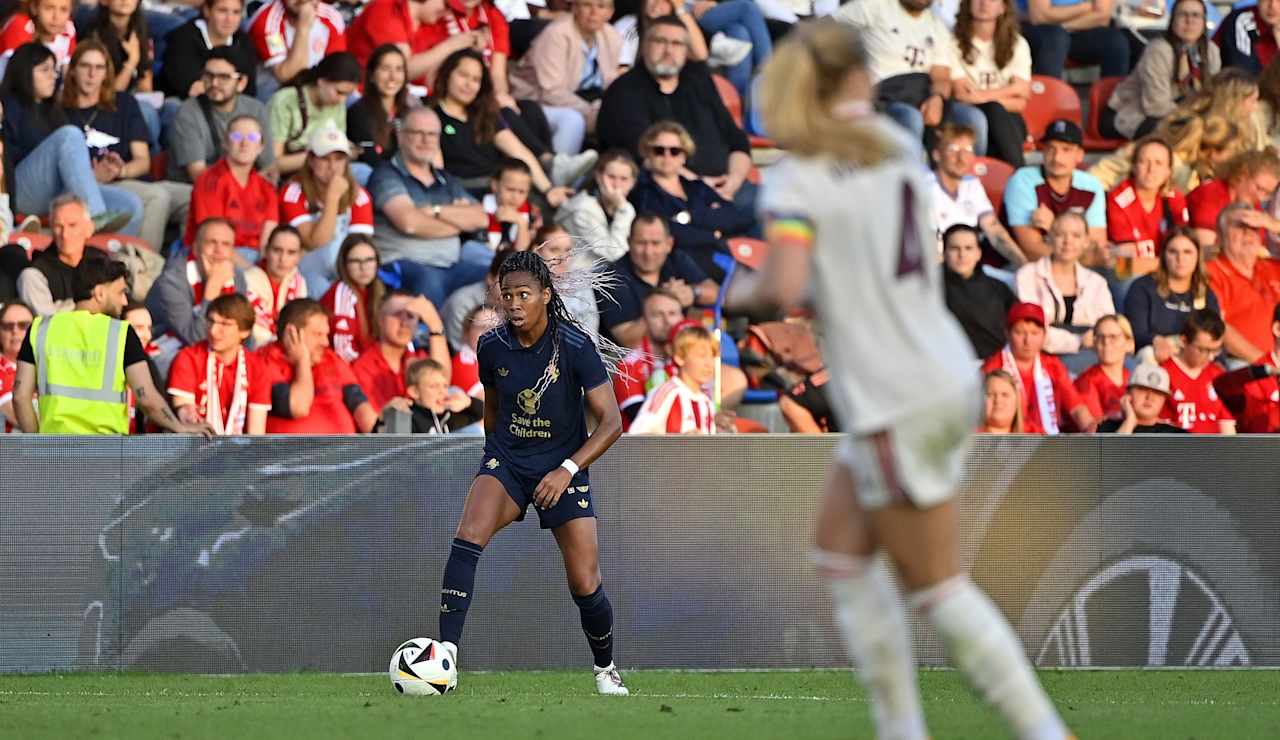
left=727, top=20, right=1073, bottom=740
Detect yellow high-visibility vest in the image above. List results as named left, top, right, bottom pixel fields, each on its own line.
left=31, top=311, right=129, bottom=435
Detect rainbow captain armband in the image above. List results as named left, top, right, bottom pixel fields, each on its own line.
left=765, top=212, right=816, bottom=250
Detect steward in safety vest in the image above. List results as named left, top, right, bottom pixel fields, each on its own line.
left=12, top=259, right=214, bottom=437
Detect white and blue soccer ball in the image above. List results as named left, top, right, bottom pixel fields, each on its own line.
left=389, top=638, right=457, bottom=696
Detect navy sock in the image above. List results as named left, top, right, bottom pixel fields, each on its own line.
left=439, top=538, right=483, bottom=646
left=573, top=586, right=614, bottom=668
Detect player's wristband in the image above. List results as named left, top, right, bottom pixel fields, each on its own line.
left=559, top=459, right=580, bottom=476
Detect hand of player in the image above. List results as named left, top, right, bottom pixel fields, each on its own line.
left=1030, top=204, right=1055, bottom=232
left=533, top=466, right=572, bottom=509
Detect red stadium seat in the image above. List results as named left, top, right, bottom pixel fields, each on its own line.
left=1084, top=76, right=1127, bottom=152
left=967, top=156, right=1015, bottom=211
left=1023, top=75, right=1083, bottom=148
left=710, top=73, right=777, bottom=150
left=7, top=232, right=53, bottom=256
left=150, top=150, right=169, bottom=182
left=726, top=236, right=769, bottom=270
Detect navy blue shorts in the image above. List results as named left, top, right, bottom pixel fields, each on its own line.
left=476, top=454, right=595, bottom=529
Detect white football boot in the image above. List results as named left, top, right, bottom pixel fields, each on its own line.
left=593, top=663, right=629, bottom=696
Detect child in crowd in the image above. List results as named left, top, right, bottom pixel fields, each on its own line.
left=405, top=358, right=484, bottom=434
left=483, top=158, right=535, bottom=251
left=630, top=323, right=718, bottom=434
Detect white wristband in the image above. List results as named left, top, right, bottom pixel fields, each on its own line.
left=559, top=459, right=580, bottom=476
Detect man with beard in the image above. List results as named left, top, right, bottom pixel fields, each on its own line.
left=169, top=48, right=276, bottom=183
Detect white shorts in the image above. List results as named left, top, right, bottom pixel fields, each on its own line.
left=835, top=391, right=978, bottom=510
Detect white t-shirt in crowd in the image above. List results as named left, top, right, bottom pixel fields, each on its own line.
left=950, top=35, right=1032, bottom=90
left=834, top=0, right=954, bottom=83
left=930, top=172, right=994, bottom=255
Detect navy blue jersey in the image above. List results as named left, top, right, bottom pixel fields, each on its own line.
left=478, top=320, right=609, bottom=477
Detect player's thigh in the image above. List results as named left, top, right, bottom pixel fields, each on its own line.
left=455, top=475, right=523, bottom=547
left=552, top=516, right=601, bottom=596
left=813, top=457, right=876, bottom=558
left=870, top=499, right=962, bottom=592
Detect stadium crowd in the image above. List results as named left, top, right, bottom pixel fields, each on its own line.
left=2, top=0, right=1280, bottom=437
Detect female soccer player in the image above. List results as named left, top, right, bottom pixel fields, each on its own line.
left=727, top=20, right=1072, bottom=740
left=436, top=249, right=628, bottom=696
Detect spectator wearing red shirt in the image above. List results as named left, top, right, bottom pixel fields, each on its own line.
left=614, top=287, right=681, bottom=426
left=1074, top=314, right=1135, bottom=423
left=1160, top=307, right=1236, bottom=433
left=451, top=303, right=497, bottom=398
left=351, top=289, right=450, bottom=415
left=629, top=323, right=718, bottom=434
left=426, top=0, right=512, bottom=96
left=320, top=234, right=385, bottom=362
left=167, top=293, right=272, bottom=435
left=280, top=125, right=375, bottom=295
left=248, top=0, right=348, bottom=88
left=980, top=302, right=1096, bottom=434
left=979, top=369, right=1023, bottom=433
left=1214, top=301, right=1280, bottom=432
left=260, top=297, right=377, bottom=433
left=1106, top=138, right=1189, bottom=273
left=244, top=225, right=308, bottom=347
left=0, top=300, right=33, bottom=432
left=1186, top=149, right=1280, bottom=249
left=348, top=0, right=474, bottom=84
left=0, top=0, right=76, bottom=69
left=1206, top=203, right=1280, bottom=362
left=184, top=115, right=280, bottom=260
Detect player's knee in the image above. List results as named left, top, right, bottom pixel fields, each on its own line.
left=454, top=520, right=495, bottom=548
left=567, top=569, right=601, bottom=597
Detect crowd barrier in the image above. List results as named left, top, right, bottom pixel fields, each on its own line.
left=1, top=435, right=1276, bottom=672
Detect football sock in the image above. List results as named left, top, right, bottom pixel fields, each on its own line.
left=912, top=575, right=1070, bottom=740
left=815, top=550, right=927, bottom=740
left=572, top=586, right=615, bottom=668
left=439, top=538, right=484, bottom=646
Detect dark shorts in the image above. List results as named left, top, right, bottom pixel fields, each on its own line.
left=476, top=454, right=595, bottom=529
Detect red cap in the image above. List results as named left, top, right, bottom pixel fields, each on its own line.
left=1006, top=302, right=1046, bottom=329
left=668, top=319, right=703, bottom=345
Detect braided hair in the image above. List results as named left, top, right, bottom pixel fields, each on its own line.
left=494, top=245, right=630, bottom=381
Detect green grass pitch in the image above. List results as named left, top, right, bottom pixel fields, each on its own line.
left=2, top=670, right=1278, bottom=739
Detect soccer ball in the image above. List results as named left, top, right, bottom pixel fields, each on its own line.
left=389, top=638, right=457, bottom=696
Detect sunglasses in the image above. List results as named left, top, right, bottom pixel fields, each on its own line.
left=346, top=256, right=378, bottom=266
left=0, top=321, right=31, bottom=332
left=228, top=131, right=262, bottom=144
left=650, top=145, right=684, bottom=157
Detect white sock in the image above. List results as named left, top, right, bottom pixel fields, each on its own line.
left=912, top=576, right=1070, bottom=740
left=815, top=550, right=927, bottom=740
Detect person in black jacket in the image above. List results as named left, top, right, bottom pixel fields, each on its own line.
left=596, top=15, right=754, bottom=211
left=402, top=357, right=484, bottom=433
left=159, top=0, right=259, bottom=99
left=942, top=223, right=1015, bottom=359
left=628, top=120, right=753, bottom=279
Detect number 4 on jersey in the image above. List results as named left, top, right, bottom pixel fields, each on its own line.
left=896, top=180, right=925, bottom=279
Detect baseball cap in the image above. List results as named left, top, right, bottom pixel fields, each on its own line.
left=1128, top=364, right=1172, bottom=396
left=1006, top=302, right=1046, bottom=329
left=1042, top=119, right=1083, bottom=147
left=308, top=125, right=353, bottom=157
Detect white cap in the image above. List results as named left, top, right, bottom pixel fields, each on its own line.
left=1128, top=364, right=1171, bottom=396
left=308, top=124, right=353, bottom=157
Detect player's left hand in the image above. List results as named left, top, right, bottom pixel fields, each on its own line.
left=533, top=467, right=572, bottom=509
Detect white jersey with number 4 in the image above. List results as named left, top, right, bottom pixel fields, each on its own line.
left=760, top=118, right=977, bottom=435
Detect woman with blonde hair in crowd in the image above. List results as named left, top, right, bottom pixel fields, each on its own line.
left=1090, top=69, right=1260, bottom=190
left=1074, top=314, right=1136, bottom=423
left=979, top=369, right=1023, bottom=433
left=1015, top=211, right=1116, bottom=357
left=1186, top=148, right=1280, bottom=247
left=1105, top=137, right=1189, bottom=277
left=1123, top=226, right=1218, bottom=362
left=728, top=19, right=1073, bottom=740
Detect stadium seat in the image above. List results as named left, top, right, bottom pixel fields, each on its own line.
left=150, top=150, right=169, bottom=182
left=967, top=156, right=1015, bottom=210
left=7, top=232, right=53, bottom=256
left=725, top=236, right=768, bottom=271
left=1084, top=77, right=1128, bottom=151
left=88, top=232, right=156, bottom=254
left=1023, top=75, right=1083, bottom=148
left=711, top=73, right=777, bottom=150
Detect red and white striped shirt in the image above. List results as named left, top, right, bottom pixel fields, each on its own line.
left=629, top=376, right=715, bottom=435
left=248, top=0, right=346, bottom=69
